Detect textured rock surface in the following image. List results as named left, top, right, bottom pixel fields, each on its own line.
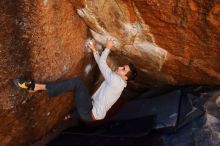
left=77, top=0, right=220, bottom=86
left=0, top=0, right=88, bottom=145
left=0, top=0, right=220, bottom=145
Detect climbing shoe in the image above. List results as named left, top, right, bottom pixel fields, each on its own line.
left=13, top=79, right=35, bottom=92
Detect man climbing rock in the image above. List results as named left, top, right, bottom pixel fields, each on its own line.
left=13, top=39, right=137, bottom=122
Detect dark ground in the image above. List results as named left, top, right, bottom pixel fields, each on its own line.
left=39, top=86, right=220, bottom=146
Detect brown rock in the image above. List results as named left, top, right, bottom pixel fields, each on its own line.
left=77, top=0, right=220, bottom=85
left=0, top=0, right=88, bottom=145
left=133, top=0, right=220, bottom=84
left=1, top=0, right=220, bottom=145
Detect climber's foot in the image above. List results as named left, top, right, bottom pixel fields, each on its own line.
left=13, top=78, right=35, bottom=92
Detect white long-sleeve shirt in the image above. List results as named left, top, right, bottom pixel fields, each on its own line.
left=91, top=48, right=127, bottom=120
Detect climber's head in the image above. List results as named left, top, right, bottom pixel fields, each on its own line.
left=115, top=63, right=137, bottom=81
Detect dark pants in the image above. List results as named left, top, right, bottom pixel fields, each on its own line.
left=46, top=77, right=93, bottom=121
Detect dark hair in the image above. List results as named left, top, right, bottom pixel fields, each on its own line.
left=126, top=63, right=137, bottom=81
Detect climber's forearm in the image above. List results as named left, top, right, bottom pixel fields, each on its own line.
left=93, top=50, right=100, bottom=63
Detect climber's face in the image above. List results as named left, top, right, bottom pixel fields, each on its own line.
left=115, top=65, right=130, bottom=80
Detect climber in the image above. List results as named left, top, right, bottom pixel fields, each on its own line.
left=13, top=39, right=137, bottom=122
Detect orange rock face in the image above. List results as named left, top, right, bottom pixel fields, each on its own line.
left=77, top=0, right=220, bottom=86
left=0, top=0, right=220, bottom=145
left=0, top=0, right=88, bottom=145
left=133, top=0, right=220, bottom=84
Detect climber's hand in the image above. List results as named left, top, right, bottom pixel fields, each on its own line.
left=88, top=41, right=96, bottom=52
left=106, top=38, right=114, bottom=49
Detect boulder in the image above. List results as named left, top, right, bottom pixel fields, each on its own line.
left=0, top=0, right=220, bottom=145
left=77, top=0, right=220, bottom=86
left=0, top=0, right=88, bottom=145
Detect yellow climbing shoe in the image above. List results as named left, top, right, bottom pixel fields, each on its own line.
left=13, top=79, right=35, bottom=91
